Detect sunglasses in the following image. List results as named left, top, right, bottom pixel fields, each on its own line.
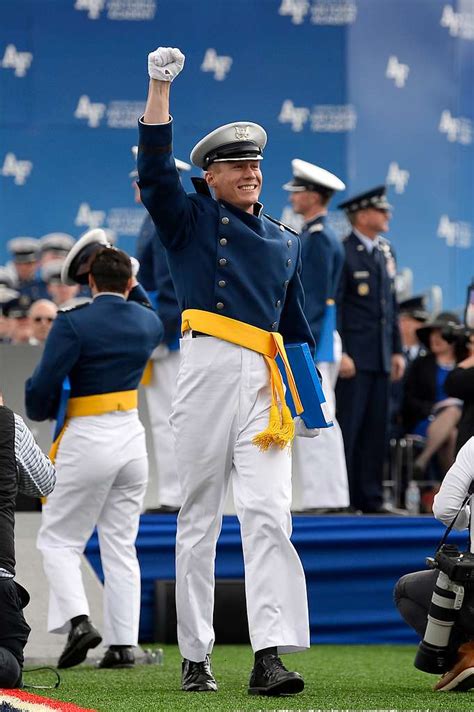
left=33, top=316, right=54, bottom=323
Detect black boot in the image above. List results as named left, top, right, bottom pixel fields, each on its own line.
left=181, top=655, right=217, bottom=692
left=248, top=653, right=304, bottom=696
left=98, top=646, right=135, bottom=669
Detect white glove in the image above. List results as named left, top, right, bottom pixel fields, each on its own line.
left=129, top=256, right=140, bottom=278
left=148, top=47, right=185, bottom=82
left=294, top=416, right=320, bottom=438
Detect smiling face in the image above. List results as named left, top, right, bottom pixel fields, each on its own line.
left=205, top=160, right=262, bottom=213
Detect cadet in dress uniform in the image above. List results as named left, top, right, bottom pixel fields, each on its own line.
left=335, top=186, right=405, bottom=513
left=283, top=159, right=350, bottom=513
left=132, top=150, right=191, bottom=512
left=39, top=233, right=75, bottom=265
left=138, top=46, right=318, bottom=696
left=6, top=238, right=48, bottom=302
left=25, top=235, right=163, bottom=670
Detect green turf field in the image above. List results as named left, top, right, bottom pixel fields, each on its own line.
left=23, top=645, right=474, bottom=711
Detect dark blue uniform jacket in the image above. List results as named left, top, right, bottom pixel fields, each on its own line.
left=137, top=120, right=314, bottom=351
left=300, top=214, right=344, bottom=345
left=25, top=285, right=163, bottom=422
left=336, top=231, right=402, bottom=373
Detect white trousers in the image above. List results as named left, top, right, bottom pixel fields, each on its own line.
left=293, top=332, right=349, bottom=509
left=144, top=348, right=182, bottom=508
left=37, top=411, right=148, bottom=646
left=171, top=335, right=309, bottom=661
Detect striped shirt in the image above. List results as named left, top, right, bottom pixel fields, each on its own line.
left=0, top=413, right=56, bottom=579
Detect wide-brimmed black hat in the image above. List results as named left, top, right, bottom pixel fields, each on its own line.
left=416, top=311, right=460, bottom=349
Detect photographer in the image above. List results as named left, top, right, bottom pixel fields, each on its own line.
left=444, top=336, right=474, bottom=453
left=0, top=393, right=56, bottom=688
left=394, top=437, right=474, bottom=691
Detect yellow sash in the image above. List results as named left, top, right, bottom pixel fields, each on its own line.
left=140, top=360, right=153, bottom=386
left=181, top=309, right=303, bottom=451
left=49, top=389, right=138, bottom=463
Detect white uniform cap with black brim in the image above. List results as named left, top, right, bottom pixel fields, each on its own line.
left=7, top=237, right=39, bottom=263
left=190, top=122, right=267, bottom=170
left=61, top=229, right=111, bottom=286
left=283, top=158, right=346, bottom=194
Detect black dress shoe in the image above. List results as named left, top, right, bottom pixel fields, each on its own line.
left=181, top=655, right=217, bottom=692
left=98, top=647, right=135, bottom=669
left=57, top=620, right=102, bottom=669
left=145, top=505, right=180, bottom=514
left=248, top=654, right=304, bottom=696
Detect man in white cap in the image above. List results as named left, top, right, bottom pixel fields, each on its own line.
left=283, top=159, right=350, bottom=513
left=138, top=46, right=318, bottom=696
left=39, top=234, right=75, bottom=266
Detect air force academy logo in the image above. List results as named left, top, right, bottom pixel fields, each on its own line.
left=278, top=100, right=310, bottom=132
left=278, top=0, right=310, bottom=25
left=75, top=0, right=105, bottom=20
left=1, top=153, right=33, bottom=185
left=386, top=162, right=409, bottom=194
left=74, top=95, right=107, bottom=128
left=201, top=49, right=233, bottom=81
left=75, top=203, right=106, bottom=229
left=1, top=45, right=33, bottom=77
left=385, top=56, right=409, bottom=88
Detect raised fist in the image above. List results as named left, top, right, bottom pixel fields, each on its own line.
left=148, top=47, right=185, bottom=82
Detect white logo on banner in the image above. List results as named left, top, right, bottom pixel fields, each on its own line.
left=385, top=56, right=409, bottom=88
left=439, top=110, right=473, bottom=145
left=201, top=49, right=233, bottom=81
left=75, top=203, right=106, bottom=229
left=1, top=153, right=33, bottom=185
left=1, top=44, right=33, bottom=77
left=311, top=105, right=357, bottom=132
left=437, top=214, right=472, bottom=248
left=278, top=0, right=310, bottom=25
left=311, top=0, right=357, bottom=25
left=386, top=162, right=409, bottom=194
left=75, top=95, right=106, bottom=128
left=440, top=5, right=474, bottom=41
left=75, top=0, right=156, bottom=21
left=278, top=100, right=310, bottom=132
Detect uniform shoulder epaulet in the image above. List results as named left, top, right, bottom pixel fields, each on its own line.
left=308, top=223, right=324, bottom=234
left=58, top=302, right=90, bottom=314
left=263, top=214, right=299, bottom=236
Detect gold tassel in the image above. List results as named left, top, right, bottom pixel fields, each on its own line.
left=252, top=404, right=282, bottom=451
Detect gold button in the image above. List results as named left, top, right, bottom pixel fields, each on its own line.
left=287, top=239, right=292, bottom=247
left=219, top=258, right=227, bottom=266
left=216, top=302, right=225, bottom=310
left=221, top=217, right=230, bottom=225
left=219, top=238, right=227, bottom=246
left=286, top=259, right=292, bottom=267
left=218, top=280, right=226, bottom=288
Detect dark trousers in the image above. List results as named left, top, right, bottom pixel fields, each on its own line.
left=0, top=579, right=30, bottom=688
left=336, top=370, right=390, bottom=512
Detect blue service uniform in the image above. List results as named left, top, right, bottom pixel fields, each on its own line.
left=17, top=277, right=49, bottom=303
left=25, top=285, right=163, bottom=420
left=300, top=215, right=344, bottom=347
left=136, top=214, right=158, bottom=301
left=335, top=231, right=402, bottom=512
left=137, top=120, right=314, bottom=351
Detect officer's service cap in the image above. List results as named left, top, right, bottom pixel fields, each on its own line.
left=4, top=294, right=32, bottom=319
left=0, top=287, right=20, bottom=315
left=61, top=229, right=112, bottom=286
left=7, top=237, right=39, bottom=263
left=398, top=295, right=429, bottom=323
left=0, top=267, right=15, bottom=289
left=130, top=145, right=191, bottom=177
left=338, top=185, right=392, bottom=214
left=283, top=159, right=345, bottom=195
left=40, top=233, right=75, bottom=256
left=41, top=259, right=65, bottom=285
left=190, top=122, right=267, bottom=170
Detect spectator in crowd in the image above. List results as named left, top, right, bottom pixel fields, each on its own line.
left=5, top=296, right=33, bottom=345
left=138, top=46, right=317, bottom=696
left=0, top=392, right=56, bottom=688
left=28, top=299, right=57, bottom=345
left=444, top=333, right=474, bottom=453
left=283, top=158, right=350, bottom=513
left=394, top=436, right=474, bottom=692
left=39, top=234, right=75, bottom=266
left=6, top=238, right=48, bottom=302
left=402, top=312, right=467, bottom=478
left=0, top=287, right=19, bottom=344
left=132, top=145, right=190, bottom=513
left=25, top=240, right=163, bottom=670
left=336, top=186, right=405, bottom=514
left=41, top=260, right=85, bottom=309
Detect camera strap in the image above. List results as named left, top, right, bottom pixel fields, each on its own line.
left=435, top=492, right=472, bottom=554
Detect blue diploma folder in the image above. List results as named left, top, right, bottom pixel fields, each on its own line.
left=278, top=343, right=333, bottom=429
left=315, top=301, right=336, bottom=363
left=52, top=376, right=71, bottom=441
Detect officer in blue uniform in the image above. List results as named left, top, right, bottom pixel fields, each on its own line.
left=6, top=238, right=49, bottom=302
left=283, top=158, right=350, bottom=512
left=25, top=234, right=163, bottom=670
left=138, top=46, right=316, bottom=697
left=336, top=186, right=405, bottom=514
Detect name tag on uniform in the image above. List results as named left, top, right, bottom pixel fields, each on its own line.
left=353, top=271, right=369, bottom=278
